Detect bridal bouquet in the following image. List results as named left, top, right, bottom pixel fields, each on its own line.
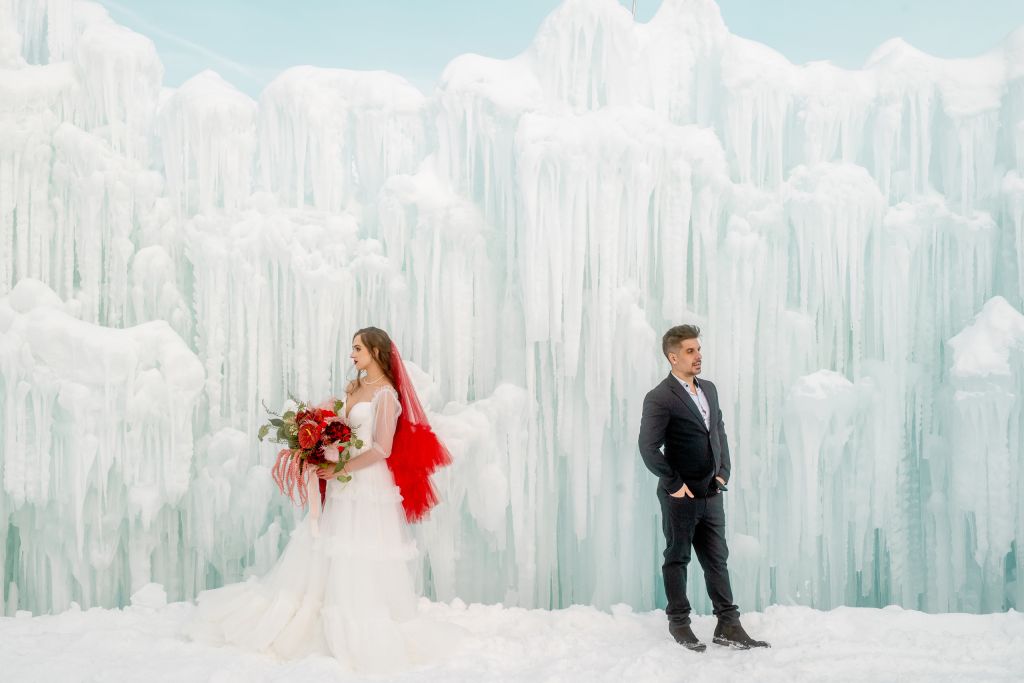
left=258, top=396, right=363, bottom=505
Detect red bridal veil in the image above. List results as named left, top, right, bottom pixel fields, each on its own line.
left=385, top=342, right=452, bottom=522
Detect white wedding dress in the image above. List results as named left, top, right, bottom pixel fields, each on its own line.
left=187, top=386, right=430, bottom=672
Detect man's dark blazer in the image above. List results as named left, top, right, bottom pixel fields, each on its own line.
left=638, top=373, right=732, bottom=497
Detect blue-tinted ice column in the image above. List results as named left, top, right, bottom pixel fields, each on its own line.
left=935, top=297, right=1024, bottom=611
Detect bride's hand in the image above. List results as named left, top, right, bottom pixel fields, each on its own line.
left=316, top=466, right=339, bottom=480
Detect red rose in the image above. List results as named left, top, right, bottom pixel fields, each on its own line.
left=306, top=445, right=327, bottom=465
left=323, top=421, right=349, bottom=443
left=297, top=421, right=323, bottom=449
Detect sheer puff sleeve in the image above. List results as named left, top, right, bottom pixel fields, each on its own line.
left=369, top=387, right=402, bottom=459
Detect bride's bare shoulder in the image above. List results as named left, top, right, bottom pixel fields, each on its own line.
left=344, top=379, right=358, bottom=395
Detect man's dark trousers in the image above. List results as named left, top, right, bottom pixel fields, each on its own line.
left=658, top=487, right=738, bottom=626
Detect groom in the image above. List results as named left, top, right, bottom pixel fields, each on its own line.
left=638, top=324, right=768, bottom=651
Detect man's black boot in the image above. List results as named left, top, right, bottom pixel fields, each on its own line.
left=669, top=623, right=707, bottom=652
left=712, top=621, right=770, bottom=649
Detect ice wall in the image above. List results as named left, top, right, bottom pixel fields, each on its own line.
left=1, top=0, right=1023, bottom=615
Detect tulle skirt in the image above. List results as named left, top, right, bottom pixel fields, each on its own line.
left=187, top=460, right=425, bottom=672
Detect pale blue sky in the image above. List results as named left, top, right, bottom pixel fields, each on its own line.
left=98, top=0, right=1024, bottom=96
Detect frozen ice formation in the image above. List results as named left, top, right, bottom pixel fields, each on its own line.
left=1, top=0, right=1023, bottom=615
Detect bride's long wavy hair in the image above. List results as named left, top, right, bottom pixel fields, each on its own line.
left=352, top=326, right=397, bottom=390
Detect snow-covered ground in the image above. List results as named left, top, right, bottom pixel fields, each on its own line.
left=2, top=599, right=1022, bottom=682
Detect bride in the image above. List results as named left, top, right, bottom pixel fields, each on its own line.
left=187, top=327, right=452, bottom=671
